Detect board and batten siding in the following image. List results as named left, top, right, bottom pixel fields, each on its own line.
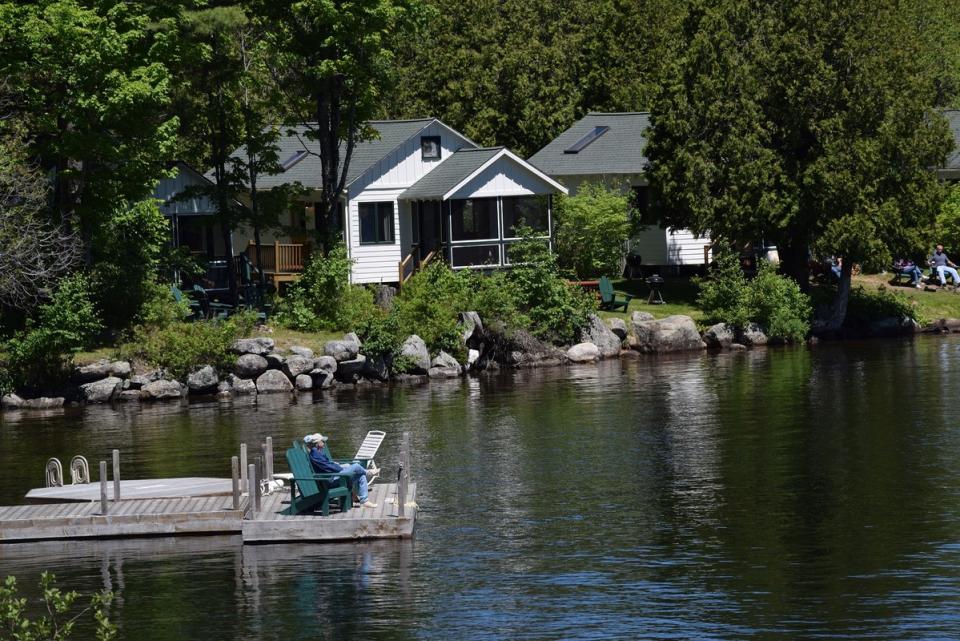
left=448, top=157, right=558, bottom=199
left=346, top=188, right=405, bottom=284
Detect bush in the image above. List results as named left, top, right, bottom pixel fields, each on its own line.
left=936, top=183, right=960, bottom=256
left=845, top=285, right=920, bottom=325
left=0, top=573, right=115, bottom=641
left=274, top=245, right=378, bottom=331
left=3, top=273, right=103, bottom=389
left=553, top=183, right=635, bottom=278
left=696, top=251, right=811, bottom=341
left=136, top=280, right=191, bottom=329
left=390, top=261, right=473, bottom=359
left=506, top=229, right=597, bottom=344
left=123, top=311, right=256, bottom=379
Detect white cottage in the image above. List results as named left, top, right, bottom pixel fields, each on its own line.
left=241, top=118, right=566, bottom=284
left=528, top=112, right=713, bottom=269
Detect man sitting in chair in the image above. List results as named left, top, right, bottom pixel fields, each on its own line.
left=929, top=244, right=960, bottom=289
left=304, top=433, right=377, bottom=508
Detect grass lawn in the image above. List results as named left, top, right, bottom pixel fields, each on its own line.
left=849, top=272, right=960, bottom=322
left=597, top=277, right=703, bottom=323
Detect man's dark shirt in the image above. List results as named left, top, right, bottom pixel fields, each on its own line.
left=309, top=446, right=341, bottom=474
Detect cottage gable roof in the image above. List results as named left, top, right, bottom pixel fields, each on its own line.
left=528, top=112, right=650, bottom=177
left=400, top=148, right=502, bottom=199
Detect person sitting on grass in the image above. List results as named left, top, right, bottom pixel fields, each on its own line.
left=929, top=244, right=960, bottom=289
left=304, top=433, right=377, bottom=508
left=893, top=258, right=924, bottom=289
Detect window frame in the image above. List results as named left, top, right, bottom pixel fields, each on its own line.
left=421, top=136, right=442, bottom=161
left=358, top=201, right=396, bottom=245
left=501, top=195, right=551, bottom=240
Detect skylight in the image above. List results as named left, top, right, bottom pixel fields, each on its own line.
left=563, top=126, right=610, bottom=154
left=281, top=149, right=309, bottom=171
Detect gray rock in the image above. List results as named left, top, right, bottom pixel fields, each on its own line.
left=631, top=310, right=655, bottom=324
left=283, top=355, right=314, bottom=379
left=129, top=370, right=162, bottom=389
left=80, top=377, right=122, bottom=403
left=73, top=359, right=113, bottom=384
left=109, top=361, right=131, bottom=378
left=362, top=355, right=391, bottom=382
left=460, top=311, right=484, bottom=345
left=703, top=323, right=736, bottom=349
left=581, top=314, right=622, bottom=358
left=334, top=355, right=367, bottom=383
left=288, top=345, right=314, bottom=359
left=1, top=394, right=65, bottom=410
left=566, top=342, right=600, bottom=362
left=607, top=318, right=628, bottom=340
left=399, top=335, right=431, bottom=373
left=235, top=354, right=269, bottom=378
left=428, top=351, right=462, bottom=378
left=344, top=332, right=362, bottom=347
left=374, top=285, right=397, bottom=311
left=309, top=369, right=334, bottom=389
left=256, top=369, right=293, bottom=394
left=142, top=380, right=184, bottom=400
left=230, top=337, right=275, bottom=356
left=632, top=315, right=706, bottom=353
left=468, top=348, right=480, bottom=367
left=865, top=316, right=920, bottom=338
left=736, top=322, right=769, bottom=346
left=501, top=330, right=567, bottom=369
left=1, top=393, right=23, bottom=409
left=265, top=352, right=285, bottom=369
left=186, top=365, right=219, bottom=394
left=313, top=355, right=338, bottom=373
left=295, top=374, right=314, bottom=391
left=226, top=374, right=257, bottom=395
left=117, top=390, right=144, bottom=402
left=730, top=343, right=748, bottom=351
left=324, top=340, right=359, bottom=362
left=217, top=380, right=231, bottom=394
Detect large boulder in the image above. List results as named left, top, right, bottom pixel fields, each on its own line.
left=567, top=342, right=600, bottom=363
left=864, top=315, right=920, bottom=338
left=226, top=374, right=257, bottom=395
left=736, top=323, right=769, bottom=346
left=72, top=359, right=113, bottom=384
left=581, top=314, right=622, bottom=358
left=607, top=318, right=628, bottom=341
left=501, top=329, right=566, bottom=369
left=398, top=335, right=430, bottom=373
left=256, top=369, right=293, bottom=394
left=128, top=370, right=162, bottom=389
left=186, top=365, right=219, bottom=394
left=324, top=339, right=359, bottom=362
left=117, top=390, right=144, bottom=402
left=295, top=374, right=314, bottom=391
left=344, top=332, right=362, bottom=347
left=362, top=355, right=391, bottom=382
left=80, top=377, right=122, bottom=403
left=265, top=352, right=285, bottom=369
left=314, top=355, right=338, bottom=374
left=631, top=310, right=655, bottom=325
left=632, top=315, right=706, bottom=353
left=109, top=361, right=131, bottom=378
left=230, top=337, right=275, bottom=356
left=309, top=368, right=334, bottom=389
left=334, top=355, right=367, bottom=383
left=283, top=355, right=314, bottom=379
left=703, top=323, right=736, bottom=349
left=235, top=354, right=269, bottom=378
left=288, top=345, right=315, bottom=359
left=142, top=380, right=184, bottom=400
left=1, top=394, right=65, bottom=410
left=428, top=351, right=462, bottom=378
left=459, top=311, right=484, bottom=345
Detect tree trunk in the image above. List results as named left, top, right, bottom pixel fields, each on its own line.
left=822, top=260, right=853, bottom=333
left=220, top=222, right=238, bottom=306
left=253, top=225, right=265, bottom=290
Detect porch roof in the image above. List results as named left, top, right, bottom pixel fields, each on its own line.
left=399, top=148, right=502, bottom=200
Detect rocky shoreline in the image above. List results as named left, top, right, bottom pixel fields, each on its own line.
left=1, top=310, right=952, bottom=412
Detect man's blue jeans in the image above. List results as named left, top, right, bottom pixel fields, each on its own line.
left=340, top=463, right=370, bottom=502
left=936, top=265, right=960, bottom=285
left=905, top=265, right=923, bottom=284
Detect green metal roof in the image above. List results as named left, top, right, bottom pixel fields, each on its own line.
left=528, top=112, right=650, bottom=177
left=400, top=148, right=502, bottom=200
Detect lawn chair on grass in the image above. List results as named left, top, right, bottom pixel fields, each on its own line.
left=281, top=447, right=352, bottom=516
left=599, top=276, right=632, bottom=312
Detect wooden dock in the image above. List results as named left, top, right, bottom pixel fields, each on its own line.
left=26, top=478, right=233, bottom=503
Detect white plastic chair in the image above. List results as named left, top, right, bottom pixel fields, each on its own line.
left=354, top=430, right=386, bottom=485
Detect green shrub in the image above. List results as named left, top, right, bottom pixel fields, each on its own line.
left=936, top=183, right=960, bottom=256
left=470, top=271, right=530, bottom=333
left=137, top=280, right=191, bottom=328
left=506, top=229, right=597, bottom=343
left=3, top=273, right=103, bottom=389
left=123, top=312, right=256, bottom=379
left=694, top=251, right=750, bottom=327
left=845, top=285, right=920, bottom=325
left=391, top=261, right=472, bottom=358
left=1, top=573, right=116, bottom=641
left=274, top=245, right=378, bottom=331
left=553, top=183, right=635, bottom=278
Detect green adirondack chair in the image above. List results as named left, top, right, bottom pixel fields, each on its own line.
left=281, top=447, right=353, bottom=516
left=599, top=276, right=632, bottom=312
left=170, top=285, right=201, bottom=321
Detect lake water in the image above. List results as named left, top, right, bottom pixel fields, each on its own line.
left=1, top=337, right=959, bottom=640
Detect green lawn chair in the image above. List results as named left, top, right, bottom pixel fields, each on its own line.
left=192, top=284, right=233, bottom=320
left=171, top=285, right=201, bottom=321
left=599, top=276, right=632, bottom=312
left=281, top=447, right=353, bottom=516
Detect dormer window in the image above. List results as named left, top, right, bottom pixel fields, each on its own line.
left=421, top=136, right=442, bottom=160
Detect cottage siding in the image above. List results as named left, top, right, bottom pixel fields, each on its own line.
left=351, top=122, right=474, bottom=192
left=666, top=228, right=711, bottom=265
left=448, top=157, right=558, bottom=199
left=155, top=165, right=219, bottom=217
left=347, top=187, right=405, bottom=284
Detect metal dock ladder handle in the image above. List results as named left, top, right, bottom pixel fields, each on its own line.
left=45, top=458, right=63, bottom=488
left=69, top=455, right=90, bottom=484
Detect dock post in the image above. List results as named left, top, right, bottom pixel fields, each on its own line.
left=240, top=443, right=248, bottom=494
left=231, top=456, right=240, bottom=510
left=248, top=463, right=259, bottom=513
left=112, top=449, right=120, bottom=501
left=398, top=432, right=410, bottom=518
left=265, top=437, right=273, bottom=482
left=99, top=461, right=108, bottom=515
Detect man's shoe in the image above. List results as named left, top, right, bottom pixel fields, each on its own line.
left=361, top=500, right=377, bottom=508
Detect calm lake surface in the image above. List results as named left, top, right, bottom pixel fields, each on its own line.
left=1, top=337, right=960, bottom=640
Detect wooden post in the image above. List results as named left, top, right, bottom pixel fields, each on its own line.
left=231, top=456, right=240, bottom=510
left=99, top=461, right=108, bottom=515
left=274, top=240, right=280, bottom=273
left=240, top=443, right=248, bottom=494
left=398, top=431, right=410, bottom=518
left=112, top=449, right=120, bottom=502
left=248, top=463, right=259, bottom=513
left=265, top=437, right=273, bottom=482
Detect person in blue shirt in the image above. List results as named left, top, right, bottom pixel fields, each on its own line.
left=304, top=433, right=376, bottom=508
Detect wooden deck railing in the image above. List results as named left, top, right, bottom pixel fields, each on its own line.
left=246, top=241, right=305, bottom=284
left=399, top=251, right=416, bottom=285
